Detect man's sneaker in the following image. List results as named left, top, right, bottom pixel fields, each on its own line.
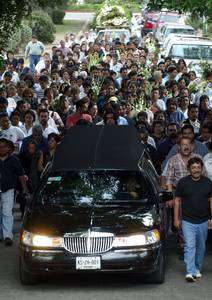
left=4, top=238, right=13, bottom=247
left=185, top=274, right=196, bottom=282
left=196, top=271, right=202, bottom=278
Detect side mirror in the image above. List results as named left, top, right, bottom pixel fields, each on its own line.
left=160, top=191, right=173, bottom=203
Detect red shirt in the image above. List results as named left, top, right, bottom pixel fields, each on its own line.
left=66, top=112, right=92, bottom=129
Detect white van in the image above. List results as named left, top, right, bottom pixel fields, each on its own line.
left=162, top=36, right=212, bottom=64
left=156, top=23, right=195, bottom=45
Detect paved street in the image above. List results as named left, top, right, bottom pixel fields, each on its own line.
left=1, top=210, right=212, bottom=300
left=64, top=11, right=94, bottom=21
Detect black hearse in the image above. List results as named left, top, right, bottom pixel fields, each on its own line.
left=19, top=126, right=171, bottom=285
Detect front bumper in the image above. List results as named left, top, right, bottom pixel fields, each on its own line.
left=20, top=244, right=162, bottom=275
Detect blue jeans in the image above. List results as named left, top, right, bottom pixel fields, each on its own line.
left=182, top=220, right=208, bottom=276
left=29, top=54, right=40, bottom=74
left=0, top=189, right=15, bottom=239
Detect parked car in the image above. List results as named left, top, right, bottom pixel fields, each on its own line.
left=19, top=126, right=171, bottom=285
left=161, top=33, right=197, bottom=53
left=161, top=36, right=212, bottom=76
left=157, top=24, right=196, bottom=45
left=155, top=11, right=186, bottom=37
left=157, top=11, right=183, bottom=28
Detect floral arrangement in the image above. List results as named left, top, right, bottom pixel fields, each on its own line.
left=188, top=61, right=212, bottom=94
left=87, top=53, right=101, bottom=71
left=139, top=65, right=151, bottom=80
left=144, top=37, right=160, bottom=58
left=94, top=0, right=130, bottom=28
left=131, top=99, right=145, bottom=116
left=91, top=77, right=104, bottom=102
left=200, top=60, right=212, bottom=80
left=131, top=92, right=150, bottom=116
left=188, top=78, right=201, bottom=94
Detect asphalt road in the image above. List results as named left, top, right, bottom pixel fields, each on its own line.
left=1, top=210, right=212, bottom=300
left=64, top=11, right=94, bottom=22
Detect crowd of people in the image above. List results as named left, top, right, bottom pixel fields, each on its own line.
left=0, top=31, right=212, bottom=282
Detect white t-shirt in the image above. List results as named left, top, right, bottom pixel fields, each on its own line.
left=35, top=60, right=46, bottom=74
left=7, top=97, right=17, bottom=111
left=42, top=125, right=59, bottom=138
left=19, top=124, right=33, bottom=137
left=203, top=153, right=212, bottom=181
left=0, top=125, right=25, bottom=143
left=156, top=99, right=166, bottom=111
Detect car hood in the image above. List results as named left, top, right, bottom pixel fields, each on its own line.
left=24, top=204, right=159, bottom=236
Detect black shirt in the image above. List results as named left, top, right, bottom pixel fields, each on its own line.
left=175, top=175, right=212, bottom=224
left=0, top=155, right=25, bottom=193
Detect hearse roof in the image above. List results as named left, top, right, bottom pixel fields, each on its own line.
left=51, top=126, right=145, bottom=172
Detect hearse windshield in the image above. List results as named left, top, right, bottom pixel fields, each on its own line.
left=38, top=170, right=153, bottom=205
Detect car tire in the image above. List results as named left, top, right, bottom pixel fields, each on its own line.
left=145, top=251, right=165, bottom=284
left=19, top=258, right=39, bottom=285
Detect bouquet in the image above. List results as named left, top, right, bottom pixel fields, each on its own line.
left=87, top=53, right=101, bottom=71
left=94, top=0, right=130, bottom=28
left=91, top=77, right=104, bottom=102
left=131, top=93, right=149, bottom=116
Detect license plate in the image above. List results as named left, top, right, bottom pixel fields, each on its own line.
left=76, top=257, right=101, bottom=270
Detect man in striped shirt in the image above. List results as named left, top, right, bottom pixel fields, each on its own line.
left=166, top=137, right=200, bottom=190
left=165, top=137, right=201, bottom=259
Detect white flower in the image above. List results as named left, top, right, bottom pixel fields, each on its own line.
left=94, top=2, right=129, bottom=28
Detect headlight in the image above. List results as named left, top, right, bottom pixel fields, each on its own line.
left=113, top=229, right=160, bottom=247
left=21, top=231, right=63, bottom=248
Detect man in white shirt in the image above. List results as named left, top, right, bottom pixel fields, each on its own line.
left=80, top=31, right=94, bottom=44
left=25, top=34, right=45, bottom=74
left=0, top=112, right=26, bottom=152
left=116, top=67, right=128, bottom=88
left=203, top=142, right=212, bottom=181
left=35, top=52, right=51, bottom=74
left=37, top=108, right=59, bottom=138
left=0, top=97, right=14, bottom=117
left=183, top=104, right=201, bottom=134
left=151, top=88, right=166, bottom=111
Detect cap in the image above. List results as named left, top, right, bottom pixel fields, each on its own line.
left=108, top=96, right=118, bottom=103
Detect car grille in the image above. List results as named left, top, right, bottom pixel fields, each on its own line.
left=63, top=235, right=114, bottom=254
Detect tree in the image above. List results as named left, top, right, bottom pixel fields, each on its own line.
left=148, top=0, right=211, bottom=19
left=0, top=0, right=30, bottom=49
left=7, top=22, right=32, bottom=52
left=0, top=0, right=68, bottom=49
left=29, top=11, right=56, bottom=44
left=35, top=0, right=69, bottom=8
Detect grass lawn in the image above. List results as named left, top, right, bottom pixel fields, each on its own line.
left=55, top=20, right=86, bottom=35
left=67, top=2, right=141, bottom=13
left=67, top=3, right=101, bottom=12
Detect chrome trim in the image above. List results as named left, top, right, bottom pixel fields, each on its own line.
left=31, top=249, right=63, bottom=253
left=63, top=231, right=114, bottom=254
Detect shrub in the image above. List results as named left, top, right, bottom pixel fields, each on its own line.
left=29, top=10, right=56, bottom=44
left=7, top=21, right=32, bottom=52
left=86, top=0, right=104, bottom=3
left=52, top=9, right=65, bottom=24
